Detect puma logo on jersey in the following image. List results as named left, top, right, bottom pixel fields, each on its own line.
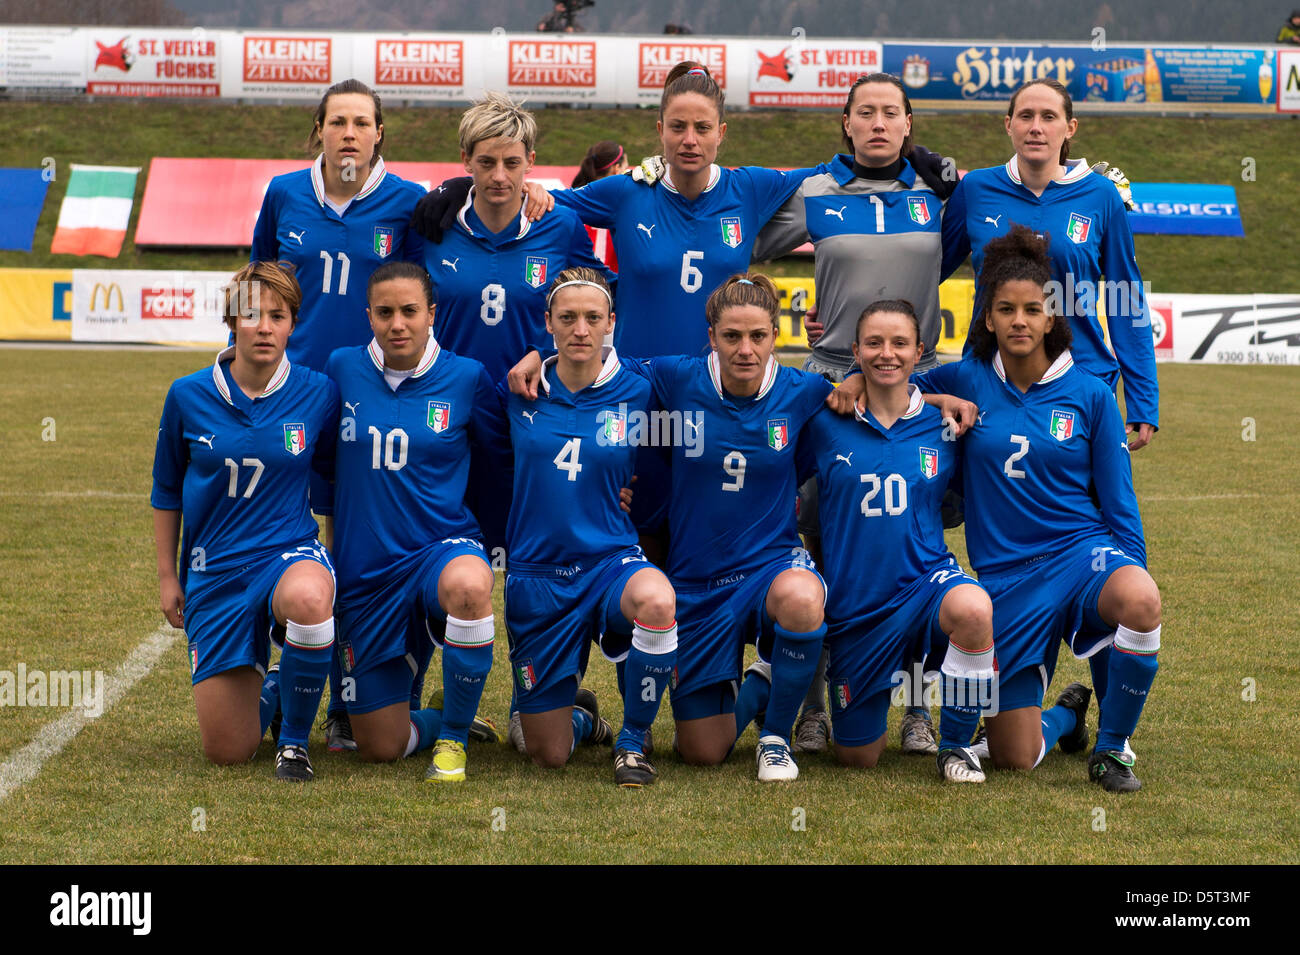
left=637, top=223, right=656, bottom=238
left=344, top=401, right=359, bottom=416
left=288, top=230, right=306, bottom=244
left=984, top=215, right=1002, bottom=227
left=835, top=452, right=853, bottom=466
left=521, top=410, right=537, bottom=424
left=442, top=257, right=459, bottom=272
left=197, top=435, right=215, bottom=449
left=685, top=419, right=700, bottom=435
left=824, top=205, right=846, bottom=221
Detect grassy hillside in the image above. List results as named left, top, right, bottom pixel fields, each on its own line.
left=6, top=101, right=1297, bottom=292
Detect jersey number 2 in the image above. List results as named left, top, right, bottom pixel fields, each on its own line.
left=1004, top=435, right=1029, bottom=480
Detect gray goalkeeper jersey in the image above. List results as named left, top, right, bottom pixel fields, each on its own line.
left=754, top=153, right=946, bottom=372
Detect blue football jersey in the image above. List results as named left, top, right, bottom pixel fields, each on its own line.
left=629, top=353, right=832, bottom=581
left=250, top=157, right=427, bottom=371
left=151, top=348, right=340, bottom=592
left=323, top=336, right=510, bottom=597
left=504, top=347, right=652, bottom=568
left=804, top=388, right=960, bottom=626
left=913, top=351, right=1146, bottom=576
left=554, top=163, right=819, bottom=359
left=942, top=156, right=1159, bottom=428
left=425, top=193, right=615, bottom=385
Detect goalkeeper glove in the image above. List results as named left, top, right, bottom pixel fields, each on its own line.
left=629, top=155, right=667, bottom=186
left=1090, top=161, right=1137, bottom=212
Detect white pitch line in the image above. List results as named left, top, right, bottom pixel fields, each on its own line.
left=0, top=490, right=142, bottom=500
left=1141, top=493, right=1264, bottom=502
left=0, top=625, right=179, bottom=804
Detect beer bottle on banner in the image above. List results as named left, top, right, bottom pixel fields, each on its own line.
left=1143, top=49, right=1163, bottom=103
left=1259, top=59, right=1273, bottom=102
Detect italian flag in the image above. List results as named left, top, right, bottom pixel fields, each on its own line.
left=50, top=164, right=140, bottom=257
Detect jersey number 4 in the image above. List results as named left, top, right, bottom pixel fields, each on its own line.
left=554, top=438, right=582, bottom=481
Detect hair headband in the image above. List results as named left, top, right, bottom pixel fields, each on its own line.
left=547, top=280, right=613, bottom=309
left=595, top=145, right=625, bottom=171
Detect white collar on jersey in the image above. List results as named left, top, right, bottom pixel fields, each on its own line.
left=854, top=383, right=925, bottom=424
left=455, top=186, right=532, bottom=240
left=661, top=163, right=722, bottom=195
left=366, top=333, right=441, bottom=378
left=211, top=345, right=292, bottom=405
left=540, top=345, right=621, bottom=395
left=1004, top=154, right=1091, bottom=186
left=310, top=154, right=388, bottom=208
left=993, top=347, right=1075, bottom=385
left=707, top=351, right=779, bottom=401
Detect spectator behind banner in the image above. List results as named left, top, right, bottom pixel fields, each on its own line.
left=1279, top=10, right=1300, bottom=44
left=572, top=141, right=628, bottom=273
left=537, top=0, right=593, bottom=31
left=571, top=141, right=628, bottom=187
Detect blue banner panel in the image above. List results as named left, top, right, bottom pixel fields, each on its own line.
left=1127, top=183, right=1244, bottom=236
left=883, top=42, right=1095, bottom=102
left=0, top=168, right=50, bottom=252
left=1149, top=48, right=1273, bottom=105
left=883, top=43, right=1273, bottom=106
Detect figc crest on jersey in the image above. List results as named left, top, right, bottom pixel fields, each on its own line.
left=284, top=423, right=307, bottom=455
left=1066, top=213, right=1092, bottom=244
left=602, top=409, right=627, bottom=444
left=515, top=660, right=537, bottom=691
left=720, top=217, right=742, bottom=248
left=427, top=401, right=451, bottom=433
left=919, top=446, right=939, bottom=479
left=834, top=680, right=852, bottom=710
left=524, top=256, right=548, bottom=288
left=373, top=227, right=394, bottom=258
left=767, top=418, right=789, bottom=452
left=907, top=196, right=931, bottom=225
left=1049, top=410, right=1076, bottom=441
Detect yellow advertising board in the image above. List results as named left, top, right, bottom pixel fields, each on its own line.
left=772, top=276, right=975, bottom=354
left=0, top=268, right=73, bottom=340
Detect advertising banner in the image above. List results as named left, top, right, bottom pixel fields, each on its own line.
left=748, top=38, right=882, bottom=107
left=234, top=33, right=339, bottom=98
left=356, top=33, right=483, bottom=102
left=71, top=269, right=237, bottom=345
left=0, top=26, right=84, bottom=89
left=1127, top=183, right=1243, bottom=236
left=0, top=268, right=73, bottom=340
left=499, top=37, right=603, bottom=103
left=628, top=39, right=729, bottom=104
left=1278, top=49, right=1300, bottom=112
left=84, top=28, right=220, bottom=98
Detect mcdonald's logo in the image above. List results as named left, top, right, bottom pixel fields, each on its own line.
left=89, top=282, right=125, bottom=313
